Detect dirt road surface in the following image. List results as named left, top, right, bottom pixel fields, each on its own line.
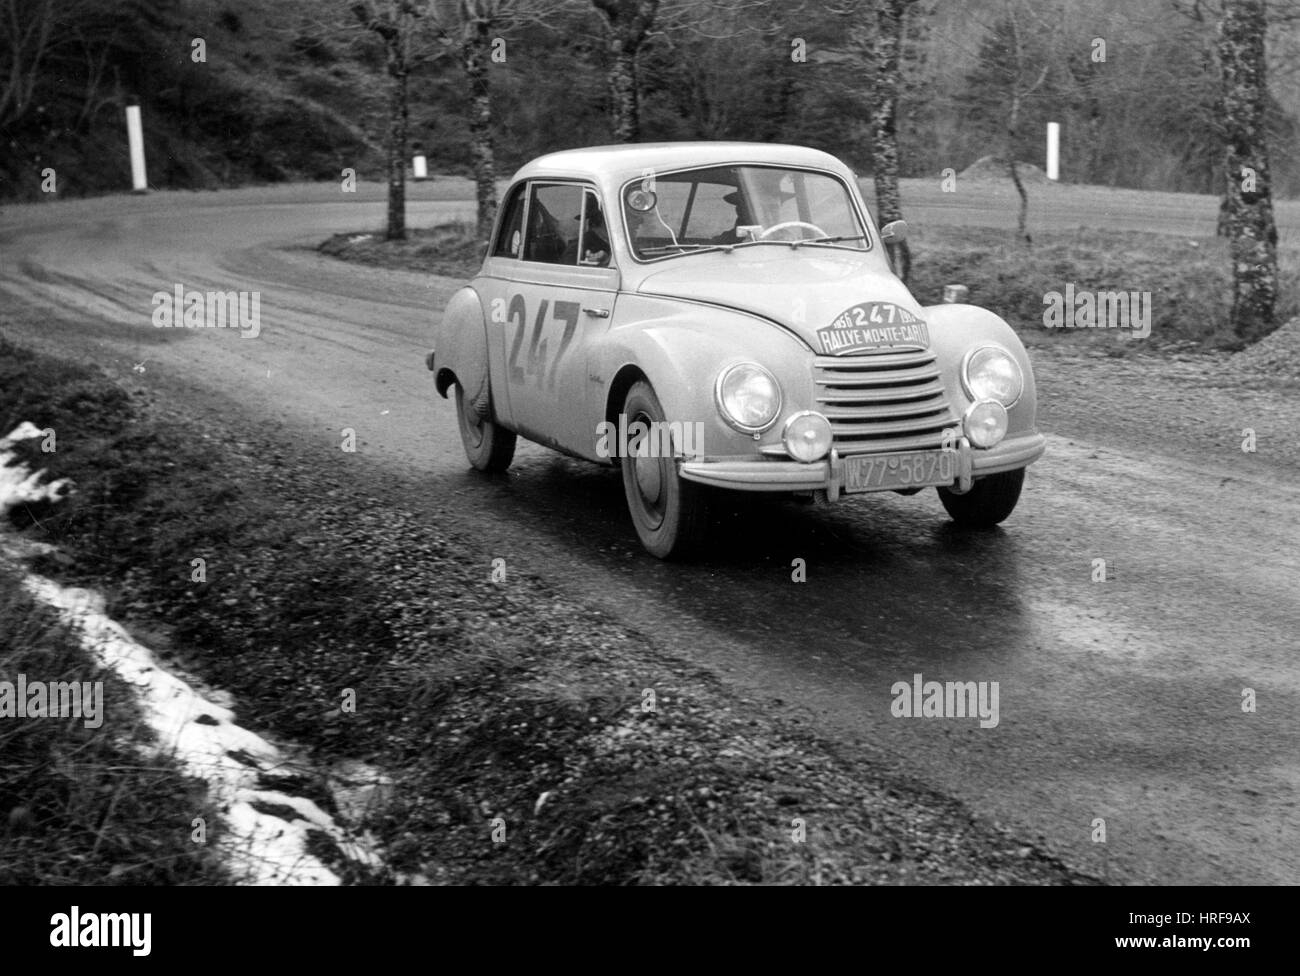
left=2, top=180, right=1297, bottom=885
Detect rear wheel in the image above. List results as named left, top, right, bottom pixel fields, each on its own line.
left=619, top=381, right=708, bottom=559
left=454, top=381, right=516, bottom=473
left=937, top=468, right=1025, bottom=527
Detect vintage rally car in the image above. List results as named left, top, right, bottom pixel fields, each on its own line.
left=427, top=142, right=1045, bottom=558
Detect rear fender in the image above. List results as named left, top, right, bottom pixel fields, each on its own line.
left=432, top=286, right=490, bottom=413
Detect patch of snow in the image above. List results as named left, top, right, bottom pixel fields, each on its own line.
left=1, top=423, right=390, bottom=885
left=0, top=422, right=73, bottom=510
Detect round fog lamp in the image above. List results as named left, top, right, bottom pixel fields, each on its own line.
left=964, top=400, right=1008, bottom=449
left=783, top=411, right=832, bottom=462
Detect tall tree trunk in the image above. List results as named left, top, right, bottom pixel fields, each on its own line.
left=608, top=39, right=640, bottom=142
left=464, top=18, right=497, bottom=240
left=352, top=2, right=416, bottom=243
left=1007, top=125, right=1030, bottom=243
left=1219, top=0, right=1277, bottom=339
left=870, top=0, right=912, bottom=283
left=1006, top=18, right=1047, bottom=245
left=385, top=65, right=408, bottom=241
left=592, top=1, right=658, bottom=144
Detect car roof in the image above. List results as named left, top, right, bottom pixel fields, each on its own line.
left=510, top=142, right=857, bottom=188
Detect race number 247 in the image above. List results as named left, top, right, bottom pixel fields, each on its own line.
left=507, top=296, right=580, bottom=390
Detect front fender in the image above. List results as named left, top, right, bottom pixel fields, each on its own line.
left=430, top=286, right=490, bottom=409
left=922, top=303, right=1038, bottom=437
left=590, top=296, right=814, bottom=461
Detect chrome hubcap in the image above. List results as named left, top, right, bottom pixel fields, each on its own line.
left=634, top=452, right=662, bottom=505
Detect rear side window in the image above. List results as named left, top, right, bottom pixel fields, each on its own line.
left=492, top=184, right=527, bottom=258
left=578, top=189, right=611, bottom=267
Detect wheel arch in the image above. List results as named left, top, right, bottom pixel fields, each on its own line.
left=434, top=367, right=459, bottom=398
left=604, top=363, right=650, bottom=433
left=432, top=285, right=491, bottom=406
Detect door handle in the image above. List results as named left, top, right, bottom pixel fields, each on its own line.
left=584, top=307, right=610, bottom=318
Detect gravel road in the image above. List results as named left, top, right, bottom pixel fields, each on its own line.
left=2, top=182, right=1297, bottom=884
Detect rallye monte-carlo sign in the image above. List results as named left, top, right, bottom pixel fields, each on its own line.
left=817, top=302, right=930, bottom=355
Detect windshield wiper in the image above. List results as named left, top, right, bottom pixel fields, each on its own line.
left=639, top=242, right=732, bottom=256
left=640, top=234, right=860, bottom=258
left=792, top=234, right=867, bottom=248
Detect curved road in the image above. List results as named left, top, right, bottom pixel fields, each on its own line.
left=2, top=181, right=1297, bottom=885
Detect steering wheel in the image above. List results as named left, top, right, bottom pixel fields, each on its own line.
left=759, top=220, right=829, bottom=241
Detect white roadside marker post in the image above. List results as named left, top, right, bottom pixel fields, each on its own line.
left=1046, top=121, right=1060, bottom=182
left=412, top=142, right=428, bottom=181
left=125, top=99, right=148, bottom=194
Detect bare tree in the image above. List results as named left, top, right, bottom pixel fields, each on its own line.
left=0, top=0, right=56, bottom=128
left=869, top=0, right=918, bottom=283
left=586, top=0, right=773, bottom=144
left=347, top=1, right=546, bottom=242
left=1004, top=12, right=1050, bottom=243
left=591, top=0, right=660, bottom=142
left=0, top=0, right=106, bottom=130
left=448, top=0, right=505, bottom=238
left=350, top=1, right=441, bottom=240
left=1218, top=0, right=1278, bottom=338
left=426, top=1, right=565, bottom=238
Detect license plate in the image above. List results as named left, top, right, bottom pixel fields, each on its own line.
left=841, top=450, right=955, bottom=493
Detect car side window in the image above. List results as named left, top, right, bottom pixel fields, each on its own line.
left=493, top=183, right=527, bottom=258
left=524, top=183, right=583, bottom=265
left=578, top=189, right=611, bottom=267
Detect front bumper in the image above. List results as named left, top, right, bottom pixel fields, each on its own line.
left=678, top=431, right=1046, bottom=499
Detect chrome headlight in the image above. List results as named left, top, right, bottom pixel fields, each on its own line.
left=964, top=400, right=1008, bottom=449
left=962, top=346, right=1023, bottom=407
left=716, top=363, right=781, bottom=433
left=782, top=411, right=832, bottom=462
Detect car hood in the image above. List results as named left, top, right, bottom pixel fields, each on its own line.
left=634, top=248, right=931, bottom=354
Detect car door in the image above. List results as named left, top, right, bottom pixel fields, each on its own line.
left=478, top=180, right=618, bottom=455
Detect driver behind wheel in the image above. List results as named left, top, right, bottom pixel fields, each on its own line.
left=715, top=189, right=754, bottom=245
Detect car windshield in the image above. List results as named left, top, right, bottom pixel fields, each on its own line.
left=623, top=165, right=869, bottom=261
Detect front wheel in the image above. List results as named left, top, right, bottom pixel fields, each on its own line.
left=619, top=381, right=709, bottom=559
left=937, top=468, right=1025, bottom=527
left=453, top=381, right=516, bottom=472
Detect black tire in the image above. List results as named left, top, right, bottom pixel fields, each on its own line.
left=453, top=380, right=516, bottom=473
left=619, top=381, right=709, bottom=559
left=937, top=467, right=1025, bottom=527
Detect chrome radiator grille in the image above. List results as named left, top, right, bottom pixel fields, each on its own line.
left=813, top=351, right=957, bottom=455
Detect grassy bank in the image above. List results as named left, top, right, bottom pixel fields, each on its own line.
left=0, top=341, right=228, bottom=884
left=319, top=222, right=1299, bottom=354
left=907, top=226, right=1299, bottom=352
left=317, top=221, right=484, bottom=278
